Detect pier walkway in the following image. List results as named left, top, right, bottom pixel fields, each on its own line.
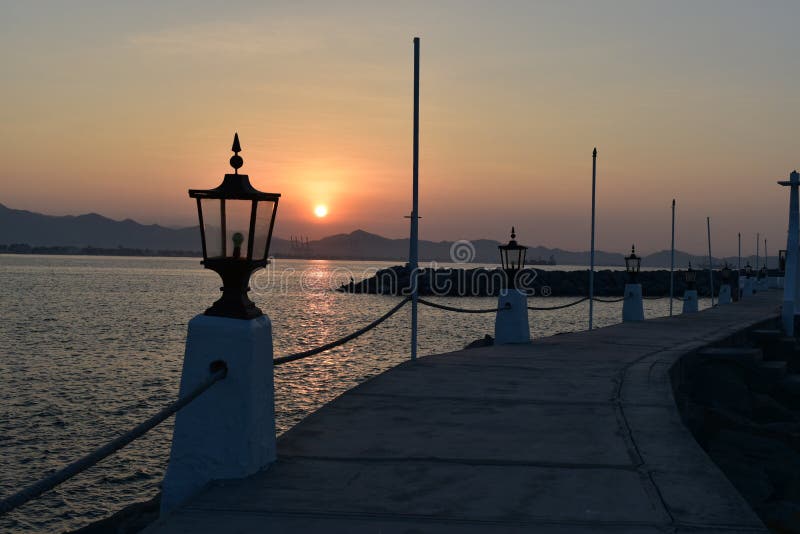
left=148, top=292, right=780, bottom=533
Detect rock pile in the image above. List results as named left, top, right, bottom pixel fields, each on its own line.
left=340, top=264, right=740, bottom=297
left=677, top=334, right=800, bottom=532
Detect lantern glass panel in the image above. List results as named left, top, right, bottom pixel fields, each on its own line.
left=201, top=198, right=222, bottom=259
left=252, top=200, right=277, bottom=261
left=625, top=256, right=640, bottom=274
left=225, top=199, right=252, bottom=260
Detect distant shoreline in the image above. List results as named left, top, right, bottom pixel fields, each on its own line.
left=0, top=244, right=568, bottom=265
left=0, top=248, right=608, bottom=266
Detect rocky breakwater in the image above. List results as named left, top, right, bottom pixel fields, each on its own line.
left=340, top=264, right=738, bottom=297
left=675, top=329, right=800, bottom=532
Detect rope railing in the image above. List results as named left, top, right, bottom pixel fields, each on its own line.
left=0, top=362, right=228, bottom=517
left=528, top=297, right=590, bottom=310
left=417, top=298, right=506, bottom=314
left=273, top=297, right=411, bottom=365
left=416, top=295, right=666, bottom=312
left=591, top=296, right=626, bottom=303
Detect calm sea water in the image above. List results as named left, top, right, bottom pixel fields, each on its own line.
left=0, top=255, right=710, bottom=533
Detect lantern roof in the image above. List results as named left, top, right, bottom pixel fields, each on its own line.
left=626, top=244, right=639, bottom=260
left=498, top=227, right=527, bottom=251
left=189, top=133, right=281, bottom=201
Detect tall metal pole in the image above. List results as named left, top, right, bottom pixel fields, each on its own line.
left=779, top=170, right=799, bottom=335
left=738, top=233, right=741, bottom=271
left=765, top=238, right=768, bottom=270
left=410, top=37, right=420, bottom=360
left=738, top=232, right=742, bottom=300
left=756, top=232, right=760, bottom=271
left=589, top=148, right=597, bottom=330
left=669, top=199, right=675, bottom=316
left=707, top=217, right=714, bottom=307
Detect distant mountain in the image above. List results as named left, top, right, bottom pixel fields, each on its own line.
left=0, top=203, right=203, bottom=250
left=0, top=204, right=778, bottom=268
left=272, top=229, right=626, bottom=265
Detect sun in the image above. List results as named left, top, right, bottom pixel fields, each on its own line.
left=314, top=204, right=328, bottom=218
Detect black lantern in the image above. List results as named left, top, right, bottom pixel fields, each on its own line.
left=744, top=262, right=753, bottom=277
left=189, top=134, right=281, bottom=319
left=624, top=244, right=641, bottom=282
left=684, top=262, right=697, bottom=290
left=720, top=263, right=732, bottom=284
left=498, top=227, right=528, bottom=287
left=779, top=250, right=787, bottom=272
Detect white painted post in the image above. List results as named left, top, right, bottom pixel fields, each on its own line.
left=161, top=314, right=276, bottom=514
left=779, top=170, right=800, bottom=335
left=494, top=289, right=531, bottom=344
left=718, top=284, right=732, bottom=305
left=622, top=283, right=644, bottom=322
left=742, top=276, right=755, bottom=297
left=682, top=289, right=699, bottom=313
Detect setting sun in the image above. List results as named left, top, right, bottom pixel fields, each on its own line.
left=314, top=204, right=328, bottom=218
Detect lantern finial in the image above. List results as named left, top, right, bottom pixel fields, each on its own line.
left=511, top=226, right=516, bottom=240
left=230, top=133, right=244, bottom=174
left=631, top=244, right=635, bottom=255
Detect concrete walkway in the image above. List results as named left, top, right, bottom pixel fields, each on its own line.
left=147, top=293, right=781, bottom=533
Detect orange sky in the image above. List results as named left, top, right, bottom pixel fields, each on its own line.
left=1, top=1, right=798, bottom=255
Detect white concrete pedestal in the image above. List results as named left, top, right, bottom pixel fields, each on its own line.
left=683, top=290, right=699, bottom=313
left=161, top=314, right=276, bottom=515
left=718, top=284, right=732, bottom=305
left=742, top=278, right=755, bottom=297
left=622, top=284, right=644, bottom=322
left=494, top=289, right=530, bottom=344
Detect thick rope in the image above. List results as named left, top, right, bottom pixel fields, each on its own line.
left=0, top=363, right=228, bottom=517
left=528, top=297, right=589, bottom=310
left=274, top=297, right=411, bottom=365
left=591, top=296, right=626, bottom=303
left=417, top=298, right=505, bottom=314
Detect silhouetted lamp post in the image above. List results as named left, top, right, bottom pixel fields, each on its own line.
left=720, top=264, right=732, bottom=284
left=624, top=245, right=641, bottom=283
left=740, top=262, right=756, bottom=298
left=498, top=227, right=528, bottom=288
left=494, top=226, right=530, bottom=344
left=163, top=133, right=280, bottom=514
left=622, top=244, right=644, bottom=322
left=684, top=263, right=697, bottom=290
left=718, top=263, right=733, bottom=305
left=682, top=262, right=699, bottom=313
left=189, top=133, right=281, bottom=319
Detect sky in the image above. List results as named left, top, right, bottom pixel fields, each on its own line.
left=1, top=1, right=798, bottom=256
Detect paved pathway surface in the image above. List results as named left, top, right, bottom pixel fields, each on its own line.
left=147, top=292, right=781, bottom=533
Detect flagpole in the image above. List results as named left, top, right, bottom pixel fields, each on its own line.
left=707, top=217, right=714, bottom=307
left=756, top=232, right=760, bottom=271
left=410, top=37, right=420, bottom=361
left=589, top=148, right=597, bottom=330
left=669, top=199, right=675, bottom=316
